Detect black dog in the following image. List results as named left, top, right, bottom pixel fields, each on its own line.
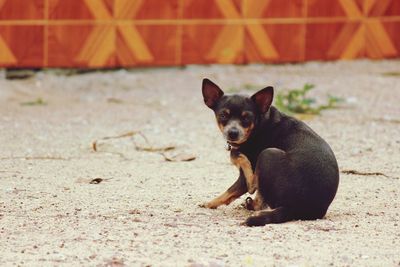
left=200, top=79, right=339, bottom=227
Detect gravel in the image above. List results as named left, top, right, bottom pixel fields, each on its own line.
left=0, top=60, right=399, bottom=266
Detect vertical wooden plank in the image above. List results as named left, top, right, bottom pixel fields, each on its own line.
left=182, top=24, right=244, bottom=64
left=47, top=25, right=116, bottom=67
left=115, top=0, right=179, bottom=19
left=183, top=0, right=241, bottom=19
left=381, top=21, right=400, bottom=58
left=0, top=0, right=44, bottom=20
left=305, top=22, right=366, bottom=60
left=307, top=0, right=347, bottom=17
left=0, top=26, right=44, bottom=67
left=365, top=19, right=397, bottom=58
left=49, top=0, right=113, bottom=20
left=244, top=0, right=303, bottom=18
left=116, top=25, right=179, bottom=66
left=245, top=23, right=303, bottom=63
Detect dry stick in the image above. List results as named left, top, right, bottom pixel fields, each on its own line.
left=92, top=131, right=139, bottom=152
left=341, top=169, right=389, bottom=178
left=136, top=146, right=176, bottom=152
left=0, top=156, right=72, bottom=161
left=132, top=132, right=176, bottom=152
left=372, top=118, right=400, bottom=124
left=160, top=152, right=196, bottom=162
left=91, top=131, right=142, bottom=159
left=92, top=131, right=177, bottom=160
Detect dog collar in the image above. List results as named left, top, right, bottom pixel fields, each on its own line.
left=226, top=141, right=240, bottom=151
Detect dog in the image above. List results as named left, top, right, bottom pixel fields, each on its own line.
left=200, top=78, right=339, bottom=227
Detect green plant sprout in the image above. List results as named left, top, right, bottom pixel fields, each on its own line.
left=20, top=98, right=47, bottom=106
left=275, top=83, right=343, bottom=115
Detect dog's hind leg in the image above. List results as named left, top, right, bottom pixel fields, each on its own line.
left=243, top=207, right=294, bottom=226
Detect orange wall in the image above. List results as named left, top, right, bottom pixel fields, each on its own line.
left=0, top=0, right=399, bottom=68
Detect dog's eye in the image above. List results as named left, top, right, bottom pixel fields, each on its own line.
left=219, top=113, right=228, bottom=120
left=241, top=113, right=253, bottom=125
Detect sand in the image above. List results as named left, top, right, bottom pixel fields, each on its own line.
left=0, top=60, right=399, bottom=266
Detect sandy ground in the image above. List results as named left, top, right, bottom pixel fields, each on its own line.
left=0, top=60, right=399, bottom=267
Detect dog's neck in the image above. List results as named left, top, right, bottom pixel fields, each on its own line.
left=226, top=141, right=240, bottom=151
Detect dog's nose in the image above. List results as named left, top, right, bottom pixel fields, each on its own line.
left=228, top=128, right=239, bottom=140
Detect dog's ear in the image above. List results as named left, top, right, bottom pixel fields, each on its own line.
left=202, top=78, right=224, bottom=109
left=251, top=86, right=274, bottom=113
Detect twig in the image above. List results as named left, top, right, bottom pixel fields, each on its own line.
left=372, top=118, right=400, bottom=124
left=160, top=152, right=196, bottom=162
left=341, top=169, right=389, bottom=177
left=92, top=131, right=139, bottom=152
left=0, top=156, right=72, bottom=161
left=132, top=133, right=176, bottom=153
left=135, top=145, right=175, bottom=152
left=92, top=130, right=194, bottom=162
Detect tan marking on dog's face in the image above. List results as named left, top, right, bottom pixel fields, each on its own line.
left=240, top=122, right=254, bottom=143
left=217, top=122, right=224, bottom=132
left=216, top=109, right=230, bottom=133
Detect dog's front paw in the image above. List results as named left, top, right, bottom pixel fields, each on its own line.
left=198, top=202, right=217, bottom=209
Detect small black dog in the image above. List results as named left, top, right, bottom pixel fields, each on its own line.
left=200, top=79, right=339, bottom=227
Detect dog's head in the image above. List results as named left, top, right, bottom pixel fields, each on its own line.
left=202, top=78, right=274, bottom=145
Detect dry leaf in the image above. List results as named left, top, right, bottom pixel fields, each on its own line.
left=75, top=177, right=110, bottom=184
left=89, top=178, right=104, bottom=184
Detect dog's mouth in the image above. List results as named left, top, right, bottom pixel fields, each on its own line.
left=221, top=120, right=254, bottom=147
left=227, top=137, right=246, bottom=144
left=224, top=127, right=254, bottom=147
left=224, top=129, right=248, bottom=145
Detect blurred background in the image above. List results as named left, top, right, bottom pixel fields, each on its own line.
left=0, top=0, right=399, bottom=68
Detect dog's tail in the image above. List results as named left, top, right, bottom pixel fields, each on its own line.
left=244, top=207, right=293, bottom=227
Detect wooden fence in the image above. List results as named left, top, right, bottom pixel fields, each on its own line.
left=0, top=0, right=399, bottom=68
